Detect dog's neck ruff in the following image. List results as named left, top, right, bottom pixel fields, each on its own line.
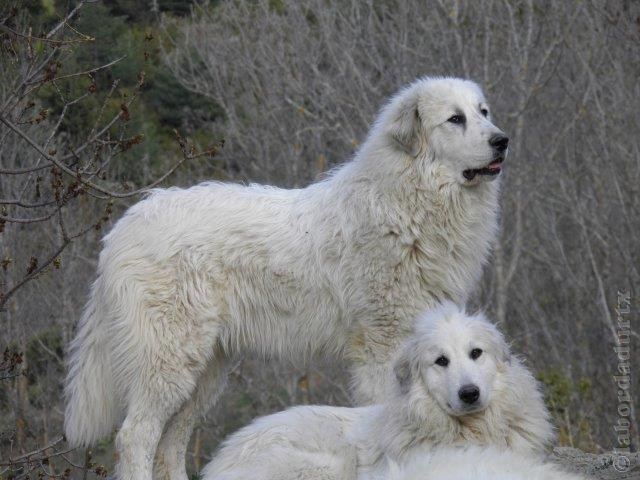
left=359, top=394, right=500, bottom=469
left=308, top=139, right=501, bottom=308
left=360, top=360, right=552, bottom=466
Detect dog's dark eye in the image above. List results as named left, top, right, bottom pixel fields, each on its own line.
left=480, top=108, right=489, bottom=117
left=435, top=355, right=449, bottom=367
left=470, top=348, right=483, bottom=360
left=447, top=114, right=465, bottom=125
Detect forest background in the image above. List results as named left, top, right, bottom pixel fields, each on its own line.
left=1, top=0, right=638, bottom=478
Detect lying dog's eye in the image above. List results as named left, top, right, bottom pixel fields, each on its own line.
left=480, top=108, right=489, bottom=117
left=470, top=348, right=483, bottom=360
left=447, top=114, right=465, bottom=125
left=435, top=356, right=449, bottom=367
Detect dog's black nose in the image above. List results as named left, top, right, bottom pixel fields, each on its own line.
left=489, top=134, right=509, bottom=152
left=458, top=384, right=480, bottom=404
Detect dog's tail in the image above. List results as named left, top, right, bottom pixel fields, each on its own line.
left=64, top=279, right=118, bottom=447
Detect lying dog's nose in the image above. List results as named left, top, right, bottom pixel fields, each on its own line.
left=458, top=384, right=480, bottom=404
left=489, top=134, right=509, bottom=152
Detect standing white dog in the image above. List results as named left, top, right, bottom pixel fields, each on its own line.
left=64, top=77, right=509, bottom=480
left=202, top=303, right=554, bottom=480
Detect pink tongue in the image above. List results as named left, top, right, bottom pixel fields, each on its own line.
left=488, top=160, right=502, bottom=170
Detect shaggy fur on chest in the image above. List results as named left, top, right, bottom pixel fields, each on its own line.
left=359, top=356, right=554, bottom=467
left=298, top=149, right=500, bottom=355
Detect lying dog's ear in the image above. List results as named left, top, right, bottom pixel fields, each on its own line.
left=393, top=350, right=414, bottom=395
left=500, top=341, right=512, bottom=365
left=474, top=313, right=512, bottom=366
left=389, top=92, right=424, bottom=157
left=491, top=328, right=512, bottom=366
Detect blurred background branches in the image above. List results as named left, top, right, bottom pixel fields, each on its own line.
left=1, top=0, right=638, bottom=478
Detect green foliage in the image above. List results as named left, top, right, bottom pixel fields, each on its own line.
left=236, top=391, right=254, bottom=408
left=578, top=377, right=592, bottom=401
left=538, top=368, right=572, bottom=413
left=537, top=368, right=596, bottom=451
left=30, top=0, right=220, bottom=186
left=268, top=0, right=286, bottom=15
left=26, top=327, right=64, bottom=372
left=17, top=327, right=64, bottom=411
left=40, top=0, right=55, bottom=16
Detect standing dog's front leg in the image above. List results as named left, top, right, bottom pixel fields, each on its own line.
left=346, top=324, right=406, bottom=405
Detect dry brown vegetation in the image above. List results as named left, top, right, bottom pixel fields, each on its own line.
left=1, top=0, right=638, bottom=477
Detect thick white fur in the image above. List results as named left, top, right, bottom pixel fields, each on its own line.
left=203, top=405, right=362, bottom=480
left=375, top=446, right=586, bottom=480
left=64, top=77, right=506, bottom=480
left=203, top=304, right=554, bottom=480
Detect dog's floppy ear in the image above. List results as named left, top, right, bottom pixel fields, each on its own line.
left=491, top=323, right=512, bottom=365
left=489, top=324, right=512, bottom=365
left=473, top=312, right=512, bottom=365
left=389, top=91, right=424, bottom=157
left=393, top=347, right=415, bottom=395
left=499, top=339, right=512, bottom=365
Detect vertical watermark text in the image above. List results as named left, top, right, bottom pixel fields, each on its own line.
left=613, top=290, right=634, bottom=472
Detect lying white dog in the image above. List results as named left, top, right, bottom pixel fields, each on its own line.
left=375, top=446, right=585, bottom=480
left=64, top=77, right=509, bottom=480
left=203, top=303, right=554, bottom=480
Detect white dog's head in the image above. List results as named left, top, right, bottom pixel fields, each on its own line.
left=393, top=302, right=510, bottom=418
left=385, top=77, right=508, bottom=185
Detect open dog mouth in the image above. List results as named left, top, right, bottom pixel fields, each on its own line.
left=463, top=157, right=504, bottom=181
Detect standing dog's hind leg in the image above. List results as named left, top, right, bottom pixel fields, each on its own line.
left=114, top=321, right=220, bottom=480
left=115, top=387, right=192, bottom=480
left=154, top=357, right=231, bottom=480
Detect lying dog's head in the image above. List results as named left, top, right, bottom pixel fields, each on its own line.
left=393, top=302, right=510, bottom=418
left=386, top=77, right=508, bottom=185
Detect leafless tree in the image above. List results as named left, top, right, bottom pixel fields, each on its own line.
left=167, top=0, right=640, bottom=456
left=2, top=1, right=638, bottom=477
left=0, top=2, right=220, bottom=477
